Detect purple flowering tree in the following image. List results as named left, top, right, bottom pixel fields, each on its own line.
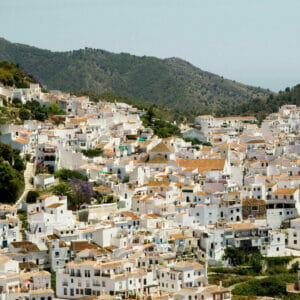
left=69, top=178, right=94, bottom=209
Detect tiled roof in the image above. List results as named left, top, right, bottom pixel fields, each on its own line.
left=149, top=142, right=174, bottom=153
left=176, top=158, right=225, bottom=173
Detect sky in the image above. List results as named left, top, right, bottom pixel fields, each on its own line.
left=1, top=0, right=300, bottom=91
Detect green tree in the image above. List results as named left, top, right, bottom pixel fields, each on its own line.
left=48, top=103, right=65, bottom=115
left=0, top=162, right=24, bottom=203
left=19, top=108, right=31, bottom=121
left=250, top=252, right=263, bottom=273
left=13, top=156, right=25, bottom=172
left=26, top=191, right=39, bottom=204
left=81, top=148, right=103, bottom=157
left=52, top=182, right=71, bottom=196
left=223, top=247, right=245, bottom=266
left=51, top=271, right=56, bottom=292
left=54, top=169, right=87, bottom=182
left=0, top=142, right=14, bottom=164
left=290, top=261, right=299, bottom=273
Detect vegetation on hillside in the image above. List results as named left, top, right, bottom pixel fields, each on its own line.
left=0, top=61, right=36, bottom=88
left=141, top=106, right=181, bottom=138
left=1, top=60, right=298, bottom=128
left=0, top=97, right=65, bottom=124
left=232, top=273, right=297, bottom=298
left=216, top=85, right=300, bottom=123
left=209, top=247, right=298, bottom=299
left=0, top=142, right=25, bottom=203
left=0, top=38, right=270, bottom=112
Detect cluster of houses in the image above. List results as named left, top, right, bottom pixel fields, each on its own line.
left=0, top=83, right=300, bottom=299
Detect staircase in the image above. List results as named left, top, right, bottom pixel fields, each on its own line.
left=15, top=162, right=35, bottom=209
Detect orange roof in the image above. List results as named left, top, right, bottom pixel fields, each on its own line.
left=170, top=234, right=185, bottom=240
left=46, top=203, right=63, bottom=209
left=14, top=138, right=29, bottom=144
left=246, top=139, right=265, bottom=144
left=121, top=211, right=139, bottom=220
left=274, top=188, right=297, bottom=195
left=176, top=158, right=225, bottom=174
left=149, top=142, right=174, bottom=153
left=147, top=180, right=170, bottom=187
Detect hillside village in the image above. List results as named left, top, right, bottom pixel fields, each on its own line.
left=1, top=81, right=300, bottom=300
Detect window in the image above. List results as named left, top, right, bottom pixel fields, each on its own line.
left=64, top=288, right=67, bottom=296
left=294, top=240, right=297, bottom=245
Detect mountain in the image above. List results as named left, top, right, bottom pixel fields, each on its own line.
left=0, top=38, right=270, bottom=112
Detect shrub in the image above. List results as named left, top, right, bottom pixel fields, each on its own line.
left=122, top=176, right=129, bottom=183
left=81, top=148, right=103, bottom=157
left=290, top=261, right=299, bottom=273
left=54, top=169, right=87, bottom=181
left=26, top=191, right=39, bottom=203
left=232, top=273, right=297, bottom=297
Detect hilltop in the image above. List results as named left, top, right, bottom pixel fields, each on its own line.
left=0, top=38, right=270, bottom=112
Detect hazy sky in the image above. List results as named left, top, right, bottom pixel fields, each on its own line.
left=1, top=0, right=300, bottom=91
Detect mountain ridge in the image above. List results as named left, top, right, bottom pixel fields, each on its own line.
left=0, top=37, right=270, bottom=112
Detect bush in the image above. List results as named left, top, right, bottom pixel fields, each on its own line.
left=223, top=247, right=245, bottom=266
left=0, top=160, right=24, bottom=203
left=122, top=176, right=129, bottom=183
left=26, top=191, right=39, bottom=203
left=51, top=271, right=56, bottom=292
left=232, top=273, right=297, bottom=297
left=14, top=156, right=25, bottom=172
left=54, top=169, right=87, bottom=181
left=17, top=209, right=28, bottom=230
left=81, top=148, right=103, bottom=158
left=290, top=261, right=299, bottom=273
left=19, top=108, right=31, bottom=121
